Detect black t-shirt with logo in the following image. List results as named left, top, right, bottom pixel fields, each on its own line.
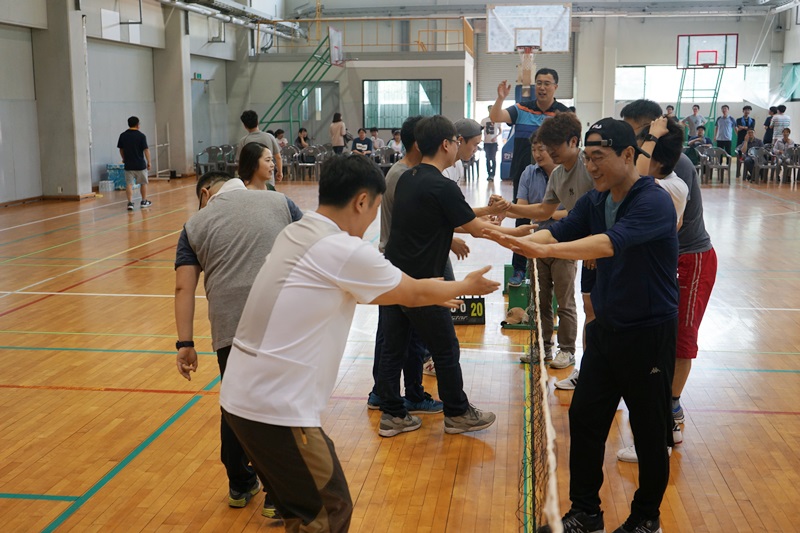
left=385, top=163, right=476, bottom=279
left=117, top=129, right=149, bottom=171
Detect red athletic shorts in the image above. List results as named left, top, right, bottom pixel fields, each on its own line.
left=677, top=247, right=717, bottom=359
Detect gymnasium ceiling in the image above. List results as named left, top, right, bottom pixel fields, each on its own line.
left=283, top=0, right=798, bottom=19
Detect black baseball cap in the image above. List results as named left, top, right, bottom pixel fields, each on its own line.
left=584, top=118, right=649, bottom=159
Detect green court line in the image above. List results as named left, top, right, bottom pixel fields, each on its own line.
left=0, top=493, right=79, bottom=502
left=41, top=376, right=220, bottom=533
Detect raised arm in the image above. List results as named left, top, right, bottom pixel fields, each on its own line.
left=491, top=81, right=513, bottom=123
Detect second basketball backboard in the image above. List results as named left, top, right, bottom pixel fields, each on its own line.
left=677, top=34, right=738, bottom=69
left=486, top=4, right=572, bottom=53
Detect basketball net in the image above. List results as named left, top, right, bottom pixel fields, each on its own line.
left=517, top=46, right=539, bottom=99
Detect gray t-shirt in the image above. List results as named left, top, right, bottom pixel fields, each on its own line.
left=673, top=153, right=712, bottom=255
left=542, top=156, right=594, bottom=211
left=715, top=116, right=736, bottom=141
left=683, top=114, right=706, bottom=137
left=379, top=160, right=410, bottom=252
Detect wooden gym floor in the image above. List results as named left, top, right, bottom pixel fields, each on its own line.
left=0, top=173, right=799, bottom=532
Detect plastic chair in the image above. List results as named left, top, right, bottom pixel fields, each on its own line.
left=703, top=147, right=731, bottom=184
left=298, top=147, right=319, bottom=180
left=781, top=146, right=800, bottom=184
left=195, top=146, right=223, bottom=176
left=281, top=145, right=300, bottom=180
left=751, top=147, right=779, bottom=183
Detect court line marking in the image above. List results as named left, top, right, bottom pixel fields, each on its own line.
left=0, top=291, right=201, bottom=299
left=41, top=375, right=220, bottom=533
left=0, top=208, right=183, bottom=266
left=0, top=241, right=178, bottom=317
left=0, top=493, right=79, bottom=502
left=0, top=183, right=195, bottom=234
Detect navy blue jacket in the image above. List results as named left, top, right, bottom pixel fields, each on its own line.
left=549, top=176, right=679, bottom=330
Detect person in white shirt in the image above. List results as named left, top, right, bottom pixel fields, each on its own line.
left=370, top=127, right=386, bottom=149
left=387, top=129, right=405, bottom=160
left=214, top=155, right=500, bottom=533
left=481, top=106, right=502, bottom=180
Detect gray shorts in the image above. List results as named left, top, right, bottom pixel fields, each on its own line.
left=125, top=169, right=148, bottom=186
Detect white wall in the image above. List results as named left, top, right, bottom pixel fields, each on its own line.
left=0, top=0, right=46, bottom=29
left=87, top=39, right=156, bottom=183
left=188, top=12, right=236, bottom=61
left=0, top=24, right=42, bottom=203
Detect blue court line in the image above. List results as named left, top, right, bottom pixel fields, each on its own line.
left=0, top=493, right=79, bottom=502
left=40, top=376, right=220, bottom=533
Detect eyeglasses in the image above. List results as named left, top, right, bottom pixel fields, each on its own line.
left=446, top=138, right=461, bottom=146
left=581, top=151, right=610, bottom=166
left=535, top=81, right=555, bottom=88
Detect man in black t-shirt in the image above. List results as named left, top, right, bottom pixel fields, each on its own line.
left=117, top=116, right=151, bottom=211
left=490, top=68, right=569, bottom=199
left=376, top=115, right=533, bottom=438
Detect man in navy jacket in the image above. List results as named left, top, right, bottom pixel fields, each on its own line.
left=484, top=118, right=678, bottom=533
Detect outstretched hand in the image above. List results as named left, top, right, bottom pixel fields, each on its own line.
left=463, top=265, right=501, bottom=296
left=450, top=237, right=470, bottom=260
left=512, top=223, right=537, bottom=237
left=482, top=228, right=547, bottom=259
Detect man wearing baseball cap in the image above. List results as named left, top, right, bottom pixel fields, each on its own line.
left=441, top=118, right=484, bottom=182
left=484, top=118, right=678, bottom=533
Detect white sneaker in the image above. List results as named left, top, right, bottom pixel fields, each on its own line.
left=554, top=368, right=580, bottom=390
left=673, top=423, right=683, bottom=444
left=550, top=349, right=575, bottom=369
left=422, top=357, right=436, bottom=376
left=617, top=445, right=672, bottom=463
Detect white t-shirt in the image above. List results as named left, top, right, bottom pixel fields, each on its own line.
left=657, top=172, right=689, bottom=228
left=481, top=117, right=501, bottom=143
left=219, top=212, right=402, bottom=427
left=372, top=136, right=386, bottom=149
left=442, top=160, right=464, bottom=183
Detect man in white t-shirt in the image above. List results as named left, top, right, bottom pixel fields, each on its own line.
left=214, top=155, right=500, bottom=533
left=481, top=106, right=501, bottom=180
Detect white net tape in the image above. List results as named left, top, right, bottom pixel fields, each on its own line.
left=529, top=258, right=563, bottom=533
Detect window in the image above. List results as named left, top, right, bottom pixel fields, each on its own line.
left=363, top=80, right=442, bottom=129
left=615, top=65, right=770, bottom=104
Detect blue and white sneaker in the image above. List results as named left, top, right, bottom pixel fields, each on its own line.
left=508, top=269, right=525, bottom=287
left=404, top=393, right=443, bottom=414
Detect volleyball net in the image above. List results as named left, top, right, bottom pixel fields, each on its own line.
left=519, top=258, right=563, bottom=533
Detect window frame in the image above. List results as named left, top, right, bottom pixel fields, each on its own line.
left=362, top=79, right=443, bottom=130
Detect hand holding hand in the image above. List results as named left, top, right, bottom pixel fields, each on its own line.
left=512, top=223, right=537, bottom=237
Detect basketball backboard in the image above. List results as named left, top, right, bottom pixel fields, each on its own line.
left=329, top=27, right=344, bottom=67
left=677, top=34, right=738, bottom=69
left=486, top=4, right=571, bottom=54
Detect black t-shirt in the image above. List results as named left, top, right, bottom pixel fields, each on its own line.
left=385, top=163, right=476, bottom=279
left=117, top=129, right=148, bottom=171
left=505, top=100, right=569, bottom=186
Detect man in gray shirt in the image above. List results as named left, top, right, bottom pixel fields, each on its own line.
left=237, top=110, right=283, bottom=185
left=174, top=171, right=302, bottom=517
left=681, top=105, right=706, bottom=137
left=492, top=112, right=595, bottom=373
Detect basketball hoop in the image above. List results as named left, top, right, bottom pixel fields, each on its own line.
left=516, top=45, right=540, bottom=96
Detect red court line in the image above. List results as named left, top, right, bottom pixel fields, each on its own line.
left=0, top=244, right=176, bottom=319
left=0, top=383, right=217, bottom=396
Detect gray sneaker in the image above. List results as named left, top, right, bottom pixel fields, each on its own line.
left=444, top=405, right=496, bottom=434
left=520, top=345, right=552, bottom=364
left=378, top=413, right=422, bottom=437
left=550, top=349, right=575, bottom=369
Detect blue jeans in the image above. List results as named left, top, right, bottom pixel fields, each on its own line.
left=377, top=304, right=470, bottom=417
left=371, top=306, right=429, bottom=403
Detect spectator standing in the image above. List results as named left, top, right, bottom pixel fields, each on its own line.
left=117, top=116, right=152, bottom=211
left=763, top=106, right=778, bottom=145
left=680, top=105, right=706, bottom=137
left=735, top=106, right=755, bottom=147
left=330, top=112, right=347, bottom=154
left=714, top=105, right=736, bottom=155
left=236, top=110, right=283, bottom=186
left=481, top=105, right=502, bottom=181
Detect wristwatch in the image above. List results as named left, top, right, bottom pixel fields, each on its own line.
left=644, top=134, right=660, bottom=143
left=176, top=340, right=195, bottom=350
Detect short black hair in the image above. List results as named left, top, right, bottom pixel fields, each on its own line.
left=743, top=106, right=752, bottom=111
left=240, top=110, right=259, bottom=129
left=370, top=127, right=379, bottom=133
left=358, top=128, right=367, bottom=134
left=666, top=105, right=675, bottom=111
left=696, top=125, right=706, bottom=132
left=127, top=116, right=140, bottom=128
left=238, top=142, right=269, bottom=183
left=535, top=112, right=581, bottom=148
left=783, top=127, right=791, bottom=134
left=535, top=68, right=559, bottom=84
left=275, top=129, right=285, bottom=136
left=319, top=155, right=386, bottom=207
left=721, top=105, right=729, bottom=111
left=414, top=115, right=457, bottom=158
left=638, top=118, right=683, bottom=176
left=620, top=99, right=663, bottom=122
left=778, top=105, right=787, bottom=113
left=400, top=115, right=424, bottom=152
left=769, top=106, right=778, bottom=113
left=692, top=105, right=700, bottom=110
left=196, top=171, right=233, bottom=204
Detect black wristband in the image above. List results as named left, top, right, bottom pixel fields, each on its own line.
left=176, top=340, right=195, bottom=350
left=644, top=134, right=660, bottom=143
